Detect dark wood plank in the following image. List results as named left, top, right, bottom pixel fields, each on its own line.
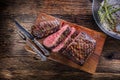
left=0, top=0, right=120, bottom=80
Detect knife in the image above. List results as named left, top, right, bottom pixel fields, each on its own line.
left=27, top=39, right=47, bottom=61
left=14, top=20, right=50, bottom=60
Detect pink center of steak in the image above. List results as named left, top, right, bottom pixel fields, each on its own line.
left=52, top=27, right=76, bottom=52
left=43, top=25, right=70, bottom=48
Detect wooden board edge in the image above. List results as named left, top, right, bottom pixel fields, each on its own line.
left=25, top=44, right=100, bottom=74
left=25, top=13, right=107, bottom=74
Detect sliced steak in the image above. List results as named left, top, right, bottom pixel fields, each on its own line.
left=58, top=30, right=80, bottom=53
left=43, top=25, right=71, bottom=49
left=61, top=32, right=96, bottom=65
left=52, top=27, right=76, bottom=52
left=31, top=26, right=43, bottom=38
left=32, top=20, right=61, bottom=38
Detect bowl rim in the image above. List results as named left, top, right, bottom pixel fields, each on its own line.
left=92, top=0, right=120, bottom=40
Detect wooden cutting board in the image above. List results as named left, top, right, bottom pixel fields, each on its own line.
left=25, top=13, right=106, bottom=74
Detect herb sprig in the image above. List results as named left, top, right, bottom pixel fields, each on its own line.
left=98, top=0, right=120, bottom=30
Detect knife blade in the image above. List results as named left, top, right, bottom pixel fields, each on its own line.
left=14, top=20, right=50, bottom=56
left=14, top=20, right=50, bottom=61
left=27, top=39, right=47, bottom=61
left=14, top=20, right=34, bottom=40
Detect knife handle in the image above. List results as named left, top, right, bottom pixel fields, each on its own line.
left=27, top=39, right=47, bottom=61
left=34, top=38, right=50, bottom=56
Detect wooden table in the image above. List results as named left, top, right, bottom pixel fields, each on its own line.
left=0, top=0, right=120, bottom=80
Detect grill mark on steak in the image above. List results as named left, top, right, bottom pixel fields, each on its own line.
left=32, top=20, right=61, bottom=38
left=60, top=32, right=96, bottom=65
left=32, top=19, right=96, bottom=65
left=32, top=24, right=61, bottom=39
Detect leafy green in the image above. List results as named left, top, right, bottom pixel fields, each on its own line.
left=98, top=0, right=120, bottom=30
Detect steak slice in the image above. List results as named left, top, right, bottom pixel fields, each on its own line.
left=32, top=20, right=61, bottom=38
left=58, top=30, right=80, bottom=53
left=43, top=25, right=71, bottom=49
left=61, top=32, right=96, bottom=65
left=52, top=27, right=76, bottom=52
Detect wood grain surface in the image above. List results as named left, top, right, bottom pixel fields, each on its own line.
left=0, top=0, right=120, bottom=80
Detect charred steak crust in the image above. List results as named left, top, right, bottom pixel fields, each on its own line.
left=32, top=25, right=60, bottom=38
left=32, top=21, right=61, bottom=38
left=60, top=32, right=96, bottom=65
left=71, top=30, right=80, bottom=39
left=31, top=26, right=43, bottom=38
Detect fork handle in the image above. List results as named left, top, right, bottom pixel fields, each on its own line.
left=27, top=39, right=47, bottom=61
left=33, top=38, right=50, bottom=56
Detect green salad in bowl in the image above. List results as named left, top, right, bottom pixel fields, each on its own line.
left=98, top=0, right=120, bottom=33
left=92, top=0, right=120, bottom=39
